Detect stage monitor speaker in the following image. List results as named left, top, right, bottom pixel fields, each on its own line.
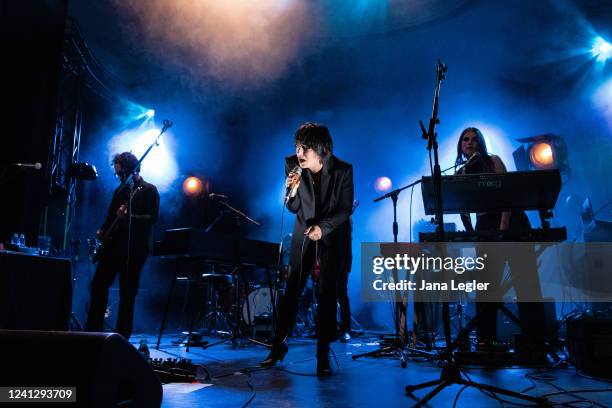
left=0, top=330, right=162, bottom=407
left=566, top=317, right=612, bottom=379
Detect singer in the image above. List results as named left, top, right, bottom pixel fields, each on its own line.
left=261, top=122, right=354, bottom=376
left=454, top=127, right=545, bottom=349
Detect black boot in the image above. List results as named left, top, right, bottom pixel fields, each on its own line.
left=260, top=340, right=288, bottom=367
left=316, top=342, right=333, bottom=376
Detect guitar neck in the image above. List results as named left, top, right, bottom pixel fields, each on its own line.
left=101, top=187, right=142, bottom=238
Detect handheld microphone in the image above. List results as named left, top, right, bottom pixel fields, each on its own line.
left=286, top=166, right=302, bottom=202
left=14, top=162, right=42, bottom=170
left=209, top=193, right=228, bottom=201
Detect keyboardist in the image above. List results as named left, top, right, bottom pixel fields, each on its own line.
left=454, top=127, right=546, bottom=350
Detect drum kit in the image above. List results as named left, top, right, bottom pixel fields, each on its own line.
left=190, top=263, right=321, bottom=341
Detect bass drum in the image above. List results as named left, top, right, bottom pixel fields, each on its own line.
left=242, top=286, right=278, bottom=326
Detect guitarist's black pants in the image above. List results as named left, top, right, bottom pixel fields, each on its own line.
left=86, top=249, right=148, bottom=339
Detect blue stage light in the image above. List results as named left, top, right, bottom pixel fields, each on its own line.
left=145, top=109, right=155, bottom=118
left=592, top=36, right=611, bottom=62
left=108, top=127, right=178, bottom=193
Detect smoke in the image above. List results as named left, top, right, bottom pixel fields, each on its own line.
left=113, top=0, right=314, bottom=88
left=593, top=78, right=612, bottom=131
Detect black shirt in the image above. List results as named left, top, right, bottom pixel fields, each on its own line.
left=101, top=177, right=160, bottom=254
left=311, top=170, right=322, bottom=221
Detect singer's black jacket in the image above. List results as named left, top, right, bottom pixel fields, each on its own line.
left=285, top=154, right=354, bottom=271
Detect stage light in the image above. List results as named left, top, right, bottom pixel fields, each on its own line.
left=145, top=109, right=155, bottom=118
left=512, top=134, right=569, bottom=175
left=182, top=176, right=203, bottom=196
left=529, top=142, right=554, bottom=168
left=592, top=36, right=612, bottom=62
left=68, top=162, right=98, bottom=180
left=374, top=176, right=392, bottom=193
left=108, top=127, right=179, bottom=193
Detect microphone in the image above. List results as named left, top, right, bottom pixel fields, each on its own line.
left=14, top=162, right=42, bottom=170
left=456, top=152, right=480, bottom=174
left=286, top=166, right=302, bottom=202
left=465, top=152, right=481, bottom=166
left=161, top=119, right=173, bottom=134
left=208, top=193, right=228, bottom=201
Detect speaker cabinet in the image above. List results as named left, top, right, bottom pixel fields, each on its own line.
left=0, top=330, right=162, bottom=407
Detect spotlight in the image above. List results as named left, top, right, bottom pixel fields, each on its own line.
left=183, top=176, right=203, bottom=196
left=592, top=36, right=611, bottom=62
left=68, top=162, right=98, bottom=180
left=374, top=176, right=392, bottom=193
left=145, top=109, right=155, bottom=119
left=109, top=127, right=178, bottom=192
left=529, top=142, right=554, bottom=168
left=512, top=134, right=569, bottom=174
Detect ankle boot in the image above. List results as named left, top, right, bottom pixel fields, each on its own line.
left=316, top=342, right=333, bottom=376
left=260, top=340, right=288, bottom=367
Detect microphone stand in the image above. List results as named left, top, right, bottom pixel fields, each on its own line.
left=351, top=185, right=412, bottom=366
left=404, top=63, right=545, bottom=407
left=373, top=161, right=466, bottom=207
left=368, top=163, right=463, bottom=355
left=353, top=89, right=466, bottom=368
left=203, top=197, right=272, bottom=350
left=120, top=120, right=171, bottom=338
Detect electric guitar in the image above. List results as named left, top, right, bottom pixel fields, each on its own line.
left=90, top=186, right=142, bottom=263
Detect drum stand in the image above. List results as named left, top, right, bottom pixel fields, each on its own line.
left=203, top=267, right=271, bottom=349
left=201, top=278, right=232, bottom=335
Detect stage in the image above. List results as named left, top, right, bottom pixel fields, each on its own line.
left=3, top=1, right=612, bottom=407
left=136, top=332, right=612, bottom=408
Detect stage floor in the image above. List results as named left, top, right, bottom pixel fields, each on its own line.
left=134, top=332, right=612, bottom=408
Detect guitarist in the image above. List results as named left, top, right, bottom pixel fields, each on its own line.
left=86, top=152, right=160, bottom=340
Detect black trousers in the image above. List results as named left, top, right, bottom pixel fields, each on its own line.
left=337, top=268, right=351, bottom=333
left=275, top=240, right=340, bottom=344
left=475, top=212, right=546, bottom=344
left=86, top=248, right=147, bottom=340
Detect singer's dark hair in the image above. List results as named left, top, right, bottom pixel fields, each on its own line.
left=112, top=151, right=140, bottom=175
left=455, top=127, right=490, bottom=166
left=294, top=122, right=333, bottom=159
